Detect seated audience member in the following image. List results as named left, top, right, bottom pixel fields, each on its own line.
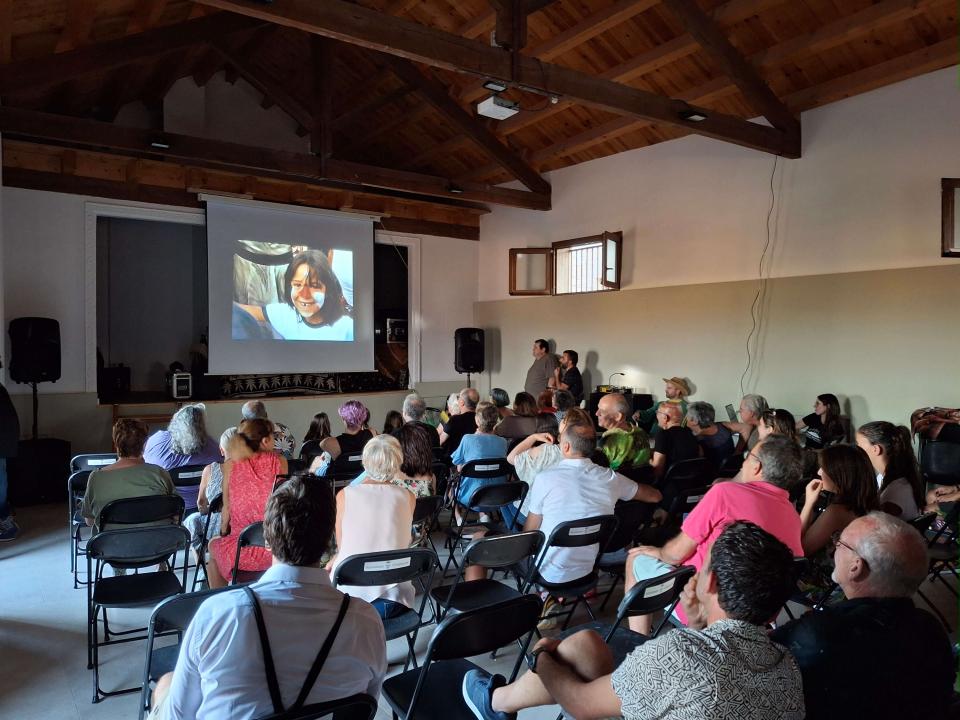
left=797, top=393, right=846, bottom=448
left=316, top=400, right=374, bottom=466
left=771, top=512, right=954, bottom=720
left=626, top=434, right=804, bottom=633
left=911, top=405, right=960, bottom=442
left=798, top=445, right=878, bottom=584
left=722, top=393, right=768, bottom=453
left=650, top=402, right=700, bottom=482
left=398, top=392, right=441, bottom=448
left=503, top=409, right=591, bottom=528
left=537, top=389, right=557, bottom=415
left=328, top=435, right=418, bottom=619
left=441, top=392, right=461, bottom=425
left=525, top=339, right=560, bottom=397
left=452, top=402, right=510, bottom=504
left=489, top=388, right=514, bottom=420
left=392, top=422, right=435, bottom=497
left=82, top=419, right=176, bottom=532
left=634, top=376, right=691, bottom=436
left=552, top=389, right=576, bottom=423
left=144, top=403, right=221, bottom=470
left=926, top=482, right=960, bottom=512
left=494, top=392, right=540, bottom=440
left=463, top=521, right=803, bottom=720
left=183, top=427, right=237, bottom=553
left=382, top=409, right=403, bottom=435
left=440, top=388, right=480, bottom=453
left=148, top=475, right=386, bottom=720
left=686, top=401, right=734, bottom=472
left=242, top=400, right=296, bottom=459
left=757, top=408, right=798, bottom=441
left=596, top=393, right=650, bottom=471
left=207, top=420, right=288, bottom=588
left=301, top=412, right=332, bottom=445
left=856, top=421, right=923, bottom=520
left=553, top=349, right=584, bottom=405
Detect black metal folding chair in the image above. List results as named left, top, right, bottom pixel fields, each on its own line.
left=69, top=469, right=92, bottom=588
left=86, top=525, right=191, bottom=702
left=298, top=439, right=324, bottom=465
left=71, top=453, right=117, bottom=473
left=594, top=499, right=657, bottom=611
left=523, top=515, right=620, bottom=631
left=443, top=479, right=527, bottom=577
left=910, top=510, right=959, bottom=631
left=190, top=493, right=223, bottom=592
left=138, top=585, right=235, bottom=719
left=412, top=495, right=442, bottom=552
left=332, top=547, right=438, bottom=670
left=169, top=464, right=206, bottom=516
left=921, top=441, right=960, bottom=487
left=430, top=531, right=545, bottom=621
left=381, top=595, right=542, bottom=720
left=97, top=494, right=186, bottom=533
left=327, top=451, right=365, bottom=492
left=231, top=521, right=268, bottom=585
left=658, top=457, right=713, bottom=510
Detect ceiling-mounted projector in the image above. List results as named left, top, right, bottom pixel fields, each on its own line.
left=477, top=95, right=519, bottom=120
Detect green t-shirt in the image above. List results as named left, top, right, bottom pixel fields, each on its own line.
left=80, top=463, right=175, bottom=530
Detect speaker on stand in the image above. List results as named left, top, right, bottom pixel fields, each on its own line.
left=454, top=328, right=484, bottom=387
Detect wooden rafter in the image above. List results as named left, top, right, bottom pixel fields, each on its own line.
left=0, top=107, right=550, bottom=210
left=385, top=56, right=549, bottom=193
left=127, top=0, right=170, bottom=35
left=661, top=0, right=798, bottom=135
left=192, top=47, right=228, bottom=87
left=0, top=13, right=262, bottom=95
left=193, top=0, right=797, bottom=157
left=312, top=36, right=334, bottom=163
left=56, top=0, right=98, bottom=53
left=0, top=0, right=12, bottom=64
left=332, top=84, right=411, bottom=130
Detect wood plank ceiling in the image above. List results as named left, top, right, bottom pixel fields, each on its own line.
left=0, top=0, right=955, bottom=239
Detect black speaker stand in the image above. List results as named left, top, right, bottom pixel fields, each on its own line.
left=30, top=381, right=39, bottom=441
left=466, top=373, right=471, bottom=388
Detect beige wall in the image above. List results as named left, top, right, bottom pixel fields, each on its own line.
left=476, top=263, right=960, bottom=430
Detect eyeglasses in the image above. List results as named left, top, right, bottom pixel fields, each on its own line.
left=832, top=536, right=859, bottom=556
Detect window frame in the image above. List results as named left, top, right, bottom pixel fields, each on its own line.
left=508, top=247, right=554, bottom=296
left=942, top=178, right=960, bottom=258
left=508, top=231, right=622, bottom=297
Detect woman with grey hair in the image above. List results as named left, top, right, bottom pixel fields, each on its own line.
left=143, top=403, right=221, bottom=470
left=182, top=427, right=237, bottom=552
left=722, top=394, right=769, bottom=454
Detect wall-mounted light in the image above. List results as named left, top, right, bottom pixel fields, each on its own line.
left=483, top=79, right=508, bottom=93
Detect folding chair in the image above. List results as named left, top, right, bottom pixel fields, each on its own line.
left=98, top=494, right=186, bottom=533
left=71, top=453, right=117, bottom=473
left=921, top=441, right=960, bottom=487
left=86, top=525, right=191, bottom=702
left=327, top=451, right=364, bottom=492
left=594, top=500, right=657, bottom=611
left=138, top=585, right=235, bottom=719
left=169, top=464, right=206, bottom=516
left=332, top=547, right=438, bottom=670
left=298, top=439, right=324, bottom=464
left=231, top=521, right=268, bottom=585
left=910, top=510, right=959, bottom=631
left=68, top=469, right=92, bottom=588
left=381, top=595, right=542, bottom=720
left=430, top=531, right=545, bottom=621
left=523, top=515, right=620, bottom=631
left=443, top=480, right=527, bottom=577
left=286, top=458, right=308, bottom=475
left=658, top=457, right=713, bottom=509
left=716, top=453, right=743, bottom=479
left=190, top=494, right=223, bottom=592
left=412, top=495, right=442, bottom=552
left=431, top=461, right=450, bottom=501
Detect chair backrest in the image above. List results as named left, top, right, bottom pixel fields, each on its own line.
left=87, top=525, right=191, bottom=564
left=543, top=514, right=619, bottom=550
left=431, top=461, right=450, bottom=496
left=603, top=500, right=655, bottom=554
left=209, top=494, right=224, bottom=513
left=616, top=565, right=695, bottom=621
left=921, top=441, right=960, bottom=485
left=70, top=453, right=117, bottom=472
left=239, top=521, right=266, bottom=550
left=426, top=594, right=542, bottom=661
left=412, top=495, right=441, bottom=525
left=463, top=480, right=527, bottom=511
left=666, top=485, right=710, bottom=520
left=255, top=692, right=378, bottom=720
left=332, top=548, right=437, bottom=588
left=286, top=458, right=308, bottom=475
left=662, top=457, right=713, bottom=491
left=169, top=463, right=205, bottom=487
left=298, top=439, right=324, bottom=461
left=68, top=469, right=91, bottom=496
left=331, top=451, right=364, bottom=475
left=716, top=453, right=743, bottom=478
left=150, top=585, right=236, bottom=634
left=908, top=511, right=939, bottom=539
left=98, top=494, right=185, bottom=530
left=460, top=457, right=512, bottom=481
left=462, top=530, right=545, bottom=569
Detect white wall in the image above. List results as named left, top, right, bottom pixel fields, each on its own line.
left=480, top=66, right=960, bottom=301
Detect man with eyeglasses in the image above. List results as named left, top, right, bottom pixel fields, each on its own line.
left=770, top=511, right=953, bottom=720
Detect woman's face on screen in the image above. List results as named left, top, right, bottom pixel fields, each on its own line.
left=289, top=263, right=327, bottom=323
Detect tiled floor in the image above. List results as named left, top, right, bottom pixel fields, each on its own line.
left=1, top=503, right=956, bottom=719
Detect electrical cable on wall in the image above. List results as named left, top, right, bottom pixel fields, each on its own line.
left=739, top=154, right=780, bottom=397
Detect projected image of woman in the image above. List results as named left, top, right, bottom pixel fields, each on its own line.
left=234, top=249, right=353, bottom=341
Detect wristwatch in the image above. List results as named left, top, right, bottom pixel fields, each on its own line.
left=529, top=646, right=551, bottom=674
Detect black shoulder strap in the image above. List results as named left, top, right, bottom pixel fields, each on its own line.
left=244, top=586, right=353, bottom=714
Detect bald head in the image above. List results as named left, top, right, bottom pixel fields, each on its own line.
left=833, top=512, right=928, bottom=599
left=656, top=401, right=683, bottom=429
left=459, top=387, right=480, bottom=411
left=596, top=393, right=631, bottom=431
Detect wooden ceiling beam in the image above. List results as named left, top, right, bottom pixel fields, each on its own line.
left=127, top=0, right=169, bottom=34
left=385, top=56, right=549, bottom=193
left=56, top=0, right=98, bottom=53
left=311, top=36, right=334, bottom=163
left=193, top=0, right=796, bottom=158
left=332, top=84, right=412, bottom=131
left=0, top=0, right=12, bottom=64
left=0, top=107, right=548, bottom=210
left=661, top=0, right=799, bottom=136
left=0, top=13, right=262, bottom=95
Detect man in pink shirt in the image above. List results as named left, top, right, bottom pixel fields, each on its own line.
left=625, top=433, right=804, bottom=633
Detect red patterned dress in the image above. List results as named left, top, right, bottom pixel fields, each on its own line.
left=209, top=452, right=281, bottom=581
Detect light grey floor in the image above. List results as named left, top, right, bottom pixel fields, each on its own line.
left=1, top=503, right=957, bottom=719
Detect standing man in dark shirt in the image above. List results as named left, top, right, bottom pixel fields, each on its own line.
left=650, top=402, right=700, bottom=483
left=440, top=388, right=479, bottom=454
left=524, top=339, right=559, bottom=397
left=771, top=512, right=954, bottom=720
left=553, top=349, right=584, bottom=405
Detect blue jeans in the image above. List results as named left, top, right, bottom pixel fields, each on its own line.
left=0, top=458, right=9, bottom=518
left=371, top=598, right=408, bottom=619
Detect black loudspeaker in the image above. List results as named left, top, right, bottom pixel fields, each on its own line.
left=8, top=317, right=61, bottom=384
left=454, top=327, right=485, bottom=374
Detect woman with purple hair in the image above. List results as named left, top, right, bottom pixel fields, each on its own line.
left=317, top=399, right=375, bottom=463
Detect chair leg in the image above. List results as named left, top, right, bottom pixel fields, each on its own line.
left=582, top=595, right=598, bottom=622
left=559, top=597, right=580, bottom=631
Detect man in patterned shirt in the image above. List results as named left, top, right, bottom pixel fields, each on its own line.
left=462, top=521, right=804, bottom=720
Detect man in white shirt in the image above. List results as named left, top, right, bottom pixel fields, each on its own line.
left=149, top=476, right=386, bottom=720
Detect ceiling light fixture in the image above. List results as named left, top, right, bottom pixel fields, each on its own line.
left=678, top=109, right=708, bottom=123
left=483, top=79, right=509, bottom=93
left=478, top=95, right=520, bottom=120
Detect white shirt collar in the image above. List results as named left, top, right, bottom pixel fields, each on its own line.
left=258, top=562, right=333, bottom=587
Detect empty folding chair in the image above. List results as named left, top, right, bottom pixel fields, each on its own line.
left=381, top=595, right=542, bottom=720
left=231, top=521, right=268, bottom=585
left=68, top=469, right=92, bottom=588
left=443, top=480, right=527, bottom=576
left=86, top=525, right=191, bottom=702
left=139, top=585, right=235, bottom=719
left=169, top=464, right=206, bottom=516
left=332, top=547, right=438, bottom=670
left=921, top=441, right=960, bottom=487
